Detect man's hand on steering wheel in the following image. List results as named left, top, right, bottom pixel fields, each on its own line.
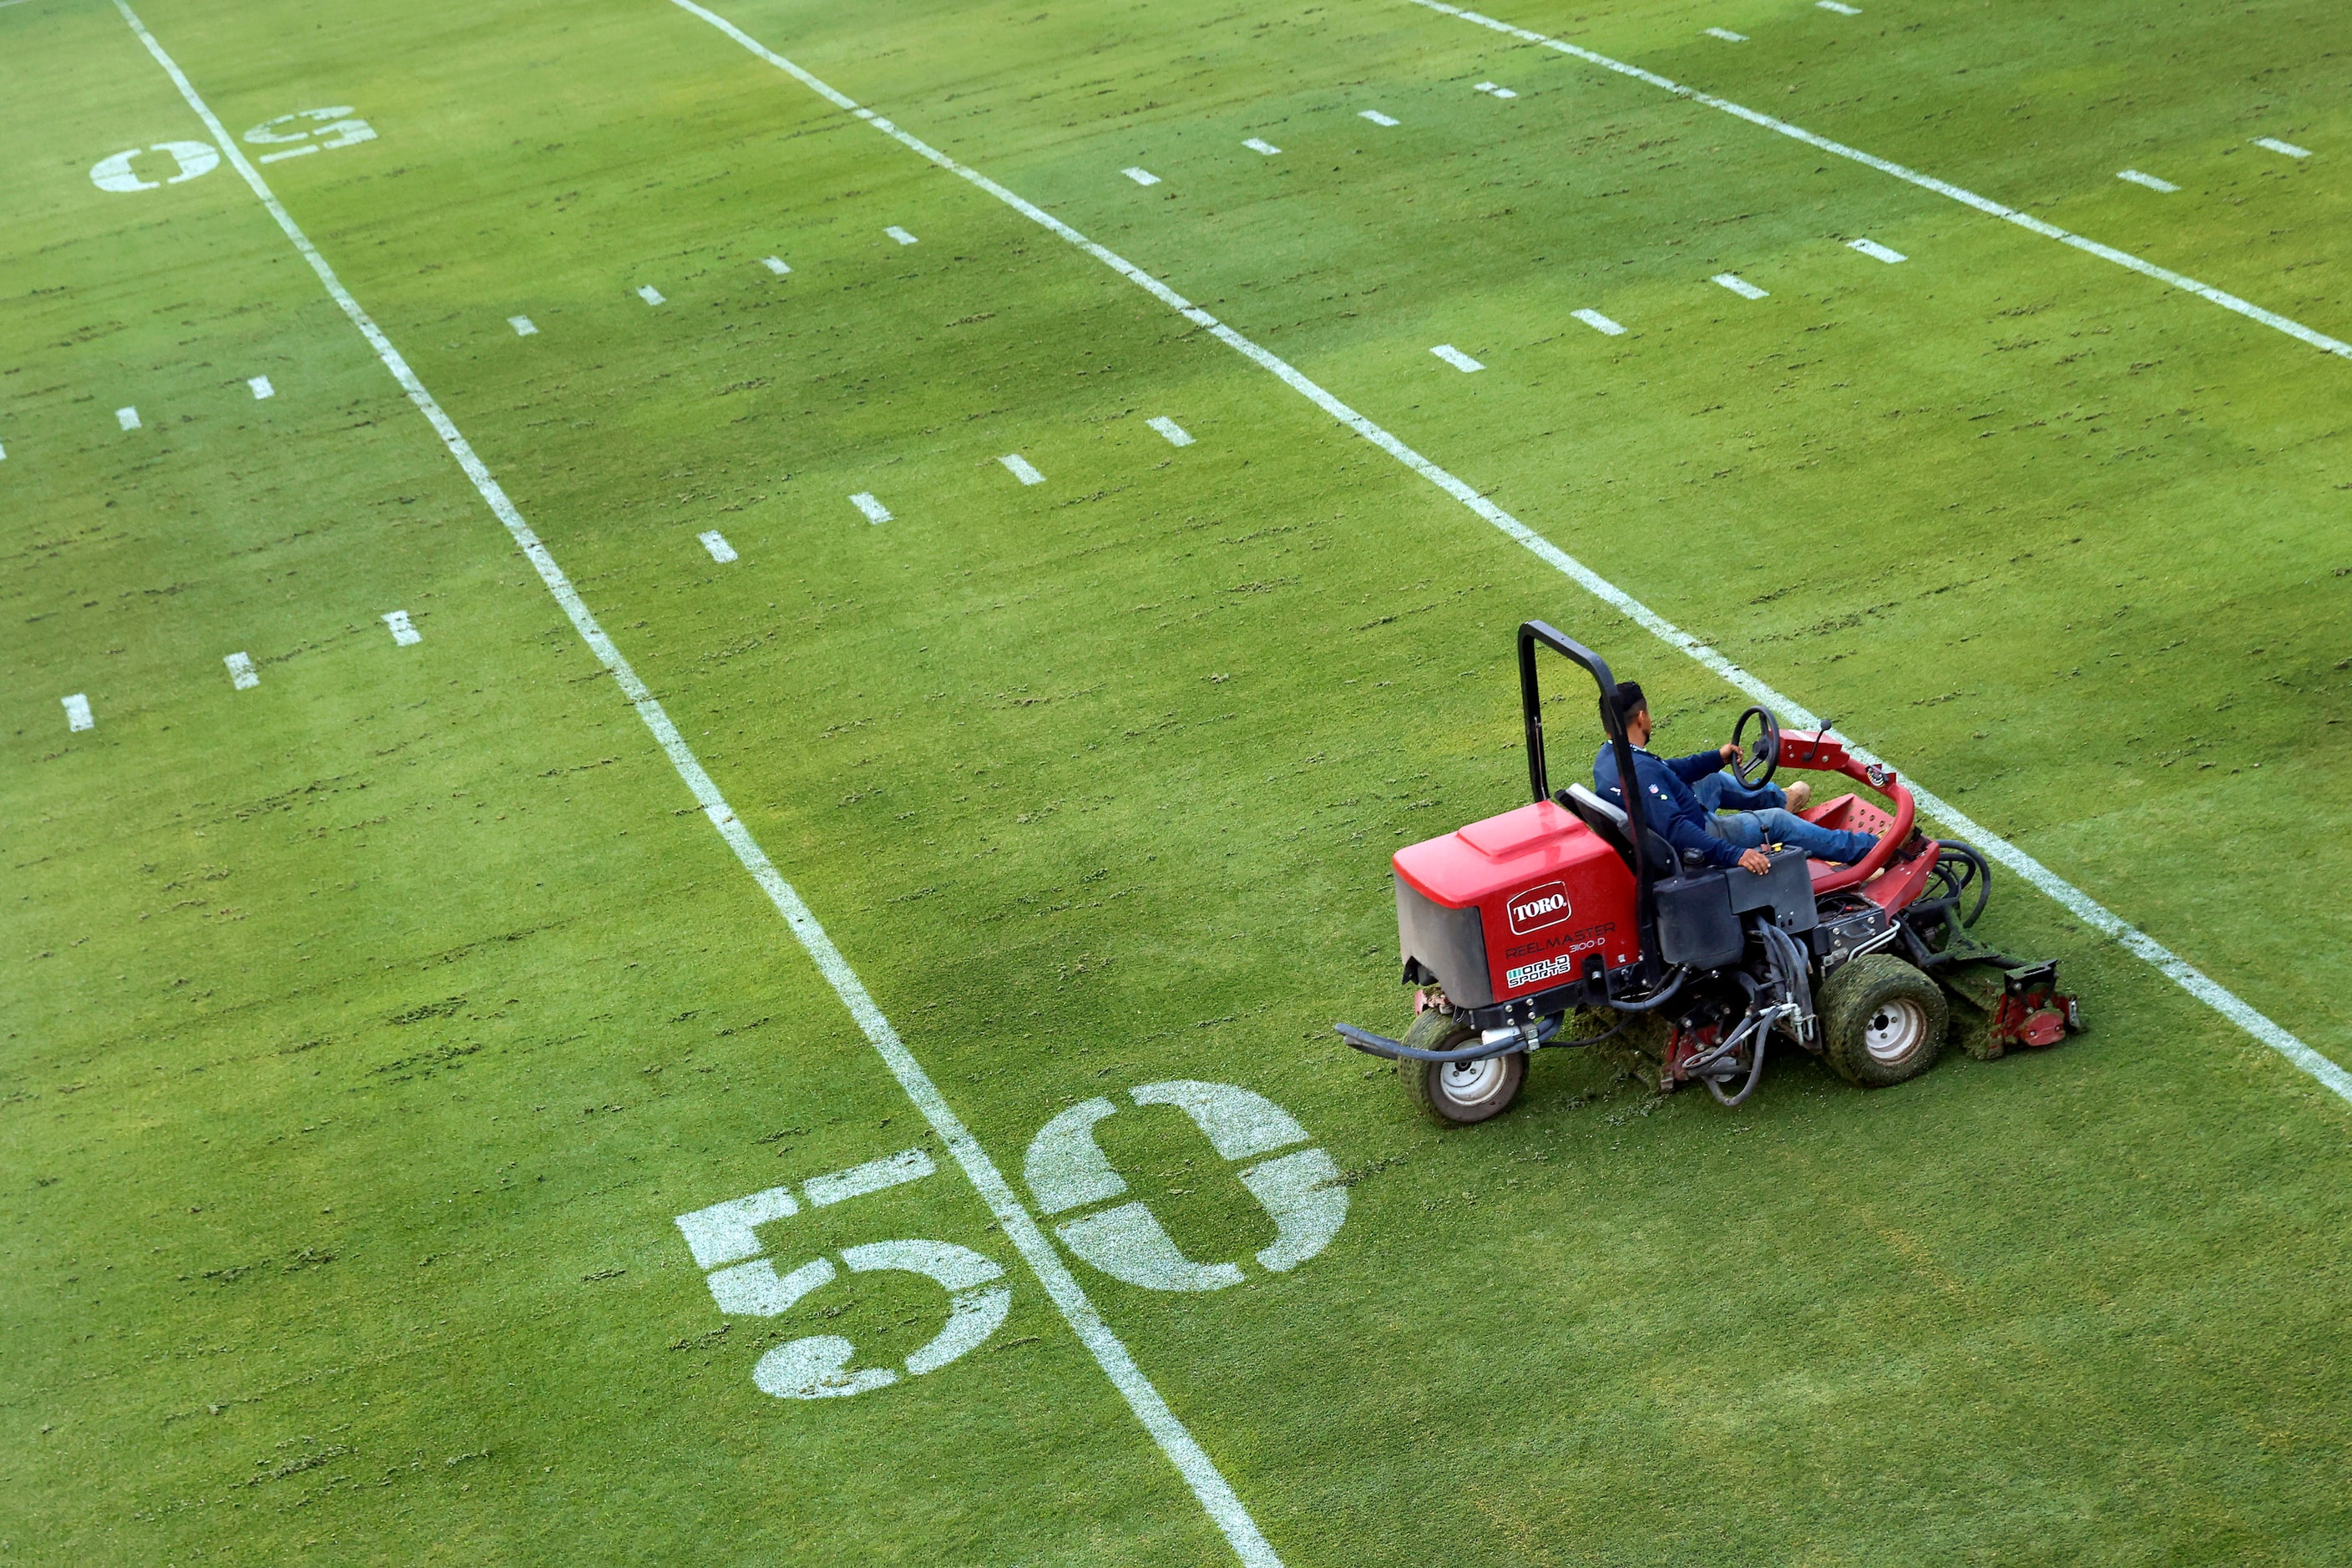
left=1719, top=741, right=1744, bottom=766
left=1738, top=847, right=1773, bottom=875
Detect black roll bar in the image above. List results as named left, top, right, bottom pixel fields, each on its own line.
left=1517, top=620, right=1667, bottom=982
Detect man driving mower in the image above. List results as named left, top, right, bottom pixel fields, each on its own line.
left=1594, top=682, right=1879, bottom=875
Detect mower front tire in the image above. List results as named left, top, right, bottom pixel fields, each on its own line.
left=1397, top=1010, right=1525, bottom=1126
left=1818, top=953, right=1947, bottom=1089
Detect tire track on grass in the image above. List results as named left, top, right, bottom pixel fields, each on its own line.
left=661, top=0, right=2352, bottom=1110
left=112, top=6, right=1283, bottom=1565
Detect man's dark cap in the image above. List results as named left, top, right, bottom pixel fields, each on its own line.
left=1609, top=681, right=1647, bottom=721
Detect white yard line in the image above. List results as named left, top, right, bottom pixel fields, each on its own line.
left=1473, top=80, right=1518, bottom=98
left=225, top=651, right=259, bottom=690
left=886, top=224, right=918, bottom=244
left=659, top=0, right=2352, bottom=1118
left=1571, top=307, right=1626, bottom=336
left=509, top=315, right=539, bottom=336
left=248, top=375, right=275, bottom=399
left=1712, top=271, right=1768, bottom=299
left=699, top=529, right=738, bottom=563
left=1243, top=138, right=1281, bottom=155
left=382, top=609, right=422, bottom=645
left=1148, top=415, right=1195, bottom=446
left=115, top=10, right=1281, bottom=1567
left=2253, top=137, right=2311, bottom=159
left=116, top=406, right=141, bottom=431
left=1360, top=109, right=1399, bottom=126
left=850, top=490, right=893, bottom=523
left=1703, top=28, right=1746, bottom=42
left=1124, top=166, right=1161, bottom=186
left=2117, top=169, right=2178, bottom=193
left=62, top=693, right=94, bottom=731
left=1430, top=343, right=1484, bottom=371
left=1407, top=0, right=2352, bottom=362
left=1848, top=236, right=1905, bottom=263
left=1818, top=3, right=1860, bottom=14
left=999, top=453, right=1046, bottom=484
left=638, top=284, right=666, bottom=305
left=762, top=255, right=792, bottom=274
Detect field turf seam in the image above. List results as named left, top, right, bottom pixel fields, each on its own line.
left=114, top=4, right=1283, bottom=1564
left=660, top=0, right=2352, bottom=1110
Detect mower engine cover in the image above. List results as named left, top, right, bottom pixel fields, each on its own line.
left=1393, top=800, right=1638, bottom=1008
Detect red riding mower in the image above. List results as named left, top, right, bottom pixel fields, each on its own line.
left=1336, top=623, right=2079, bottom=1125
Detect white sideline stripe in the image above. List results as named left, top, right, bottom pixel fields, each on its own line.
left=637, top=284, right=666, bottom=305
left=1406, top=0, right=2352, bottom=362
left=1149, top=415, right=1195, bottom=447
left=1703, top=27, right=1746, bottom=42
left=1243, top=138, right=1281, bottom=155
left=509, top=315, right=538, bottom=336
left=1572, top=307, right=1626, bottom=336
left=2254, top=137, right=2311, bottom=159
left=248, top=374, right=274, bottom=399
left=382, top=609, right=421, bottom=646
left=699, top=529, right=738, bottom=563
left=1124, top=165, right=1161, bottom=186
left=1431, top=343, right=1484, bottom=372
left=885, top=224, right=918, bottom=244
left=116, top=406, right=141, bottom=431
left=999, top=452, right=1046, bottom=485
left=2117, top=169, right=2178, bottom=193
left=850, top=490, right=893, bottom=523
left=62, top=693, right=93, bottom=732
left=761, top=255, right=791, bottom=274
left=1360, top=109, right=1399, bottom=126
left=1848, top=236, right=1905, bottom=263
left=1818, top=2, right=1860, bottom=13
left=224, top=650, right=258, bottom=690
left=659, top=0, right=2352, bottom=1124
left=1712, top=271, right=1768, bottom=300
left=116, top=11, right=1280, bottom=1567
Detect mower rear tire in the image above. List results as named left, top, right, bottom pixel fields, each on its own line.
left=1819, top=953, right=1947, bottom=1089
left=1397, top=1011, right=1525, bottom=1126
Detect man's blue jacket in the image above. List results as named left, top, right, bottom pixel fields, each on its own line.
left=1592, top=745, right=1744, bottom=870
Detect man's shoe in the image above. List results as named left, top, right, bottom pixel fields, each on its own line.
left=1783, top=780, right=1813, bottom=814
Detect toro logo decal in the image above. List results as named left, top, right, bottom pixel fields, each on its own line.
left=1506, top=880, right=1574, bottom=935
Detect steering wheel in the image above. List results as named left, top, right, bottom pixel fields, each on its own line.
left=1732, top=706, right=1780, bottom=788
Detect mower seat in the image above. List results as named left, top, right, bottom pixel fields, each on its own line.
left=1558, top=784, right=1680, bottom=878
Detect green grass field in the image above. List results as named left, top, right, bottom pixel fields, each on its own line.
left=8, top=0, right=2352, bottom=1560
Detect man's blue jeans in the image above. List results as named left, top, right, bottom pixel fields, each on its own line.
left=1691, top=768, right=1877, bottom=864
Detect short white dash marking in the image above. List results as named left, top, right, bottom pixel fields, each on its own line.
left=247, top=375, right=274, bottom=399
left=1848, top=236, right=1907, bottom=263
left=1705, top=27, right=1748, bottom=41
left=1360, top=109, right=1400, bottom=126
left=2117, top=169, right=2179, bottom=193
left=1572, top=307, right=1626, bottom=336
left=1473, top=81, right=1519, bottom=99
left=850, top=491, right=893, bottom=524
left=1147, top=415, right=1194, bottom=447
left=382, top=609, right=421, bottom=646
left=699, top=529, right=738, bottom=563
left=761, top=255, right=791, bottom=274
left=999, top=453, right=1045, bottom=485
left=62, top=693, right=93, bottom=732
left=1712, top=271, right=1769, bottom=300
left=509, top=315, right=538, bottom=336
left=116, top=406, right=141, bottom=431
left=225, top=651, right=259, bottom=690
left=637, top=285, right=666, bottom=305
left=1242, top=138, right=1281, bottom=155
left=1430, top=343, right=1485, bottom=372
left=1123, top=166, right=1161, bottom=186
left=2254, top=137, right=2312, bottom=159
left=1817, top=2, right=1859, bottom=13
left=805, top=1147, right=937, bottom=1207
left=0, top=438, right=8, bottom=461
left=885, top=225, right=918, bottom=245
